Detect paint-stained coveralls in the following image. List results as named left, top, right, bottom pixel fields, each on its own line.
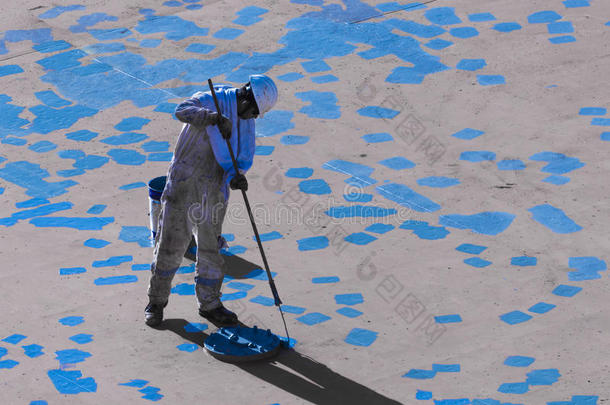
left=147, top=85, right=256, bottom=311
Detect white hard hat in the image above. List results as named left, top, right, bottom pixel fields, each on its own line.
left=249, top=74, right=277, bottom=118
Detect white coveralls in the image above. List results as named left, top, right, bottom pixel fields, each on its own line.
left=147, top=87, right=255, bottom=311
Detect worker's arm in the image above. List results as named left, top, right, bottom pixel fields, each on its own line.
left=175, top=97, right=232, bottom=137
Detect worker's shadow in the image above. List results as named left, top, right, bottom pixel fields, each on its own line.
left=158, top=319, right=401, bottom=405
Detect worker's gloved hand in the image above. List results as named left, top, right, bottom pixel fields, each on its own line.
left=214, top=113, right=232, bottom=140
left=230, top=174, right=248, bottom=191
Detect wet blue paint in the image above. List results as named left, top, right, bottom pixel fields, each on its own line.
left=579, top=107, right=606, bottom=116
left=383, top=19, right=446, bottom=38
left=326, top=205, right=396, bottom=218
left=552, top=284, right=582, bottom=297
left=22, top=345, right=45, bottom=359
left=0, top=347, right=6, bottom=358
left=148, top=152, right=173, bottom=161
left=464, top=257, right=492, bottom=268
left=119, top=182, right=146, bottom=190
left=432, top=364, right=460, bottom=372
left=177, top=343, right=199, bottom=352
left=456, top=243, right=487, bottom=254
left=133, top=264, right=153, bottom=271
left=34, top=91, right=71, bottom=108
left=377, top=183, right=441, bottom=212
left=115, top=117, right=151, bottom=131
left=417, top=176, right=460, bottom=188
left=0, top=161, right=78, bottom=199
left=439, top=212, right=515, bottom=235
left=299, top=179, right=331, bottom=194
left=528, top=11, right=562, bottom=24
left=47, top=369, right=97, bottom=394
left=277, top=72, right=303, bottom=82
left=500, top=310, right=533, bottom=325
left=498, top=382, right=529, bottom=394
left=285, top=167, right=313, bottom=178
left=568, top=256, right=606, bottom=281
left=400, top=220, right=450, bottom=240
left=92, top=255, right=132, bottom=267
left=101, top=132, right=148, bottom=145
left=233, top=6, right=268, bottom=26
left=378, top=157, right=415, bottom=170
left=83, top=42, right=126, bottom=54
left=280, top=305, right=306, bottom=314
left=453, top=128, right=484, bottom=140
left=2, top=137, right=27, bottom=146
left=323, top=159, right=374, bottom=178
left=504, top=356, right=535, bottom=367
left=184, top=323, right=208, bottom=333
left=66, top=130, right=98, bottom=141
left=312, top=276, right=340, bottom=283
left=344, top=192, right=373, bottom=202
left=2, top=334, right=26, bottom=344
left=311, top=74, right=339, bottom=83
left=70, top=13, right=119, bottom=33
left=416, top=390, right=433, bottom=400
left=336, top=307, right=363, bottom=318
left=250, top=295, right=275, bottom=306
left=33, top=40, right=72, bottom=53
left=256, top=110, right=295, bottom=137
left=460, top=151, right=496, bottom=162
left=543, top=175, right=570, bottom=185
left=493, top=22, right=522, bottom=32
left=220, top=291, right=247, bottom=301
left=564, top=0, right=590, bottom=6
left=0, top=360, right=19, bottom=369
left=154, top=102, right=177, bottom=114
left=94, top=275, right=138, bottom=285
left=456, top=60, right=486, bottom=72
left=29, top=401, right=48, bottom=405
left=227, top=282, right=255, bottom=291
left=84, top=238, right=110, bottom=248
left=548, top=21, right=574, bottom=34
left=29, top=141, right=57, bottom=153
left=88, top=28, right=132, bottom=41
left=139, top=39, right=162, bottom=48
left=403, top=369, right=436, bottom=379
left=59, top=316, right=84, bottom=326
left=592, top=118, right=610, bottom=126
left=435, top=315, right=462, bottom=324
left=222, top=245, right=247, bottom=256
left=86, top=204, right=106, bottom=215
left=345, top=328, right=377, bottom=346
left=175, top=265, right=193, bottom=274
left=120, top=379, right=150, bottom=387
left=498, top=159, right=526, bottom=170
left=16, top=198, right=50, bottom=208
left=107, top=149, right=147, bottom=165
left=478, top=75, right=505, bottom=85
left=5, top=28, right=53, bottom=45
left=295, top=91, right=341, bottom=119
left=281, top=135, right=309, bottom=145
left=425, top=7, right=461, bottom=25
left=530, top=151, right=584, bottom=174
left=511, top=256, right=537, bottom=266
left=213, top=28, right=245, bottom=40
left=528, top=204, right=582, bottom=233
left=526, top=369, right=560, bottom=385
left=295, top=312, right=331, bottom=325
left=335, top=293, right=364, bottom=305
left=450, top=27, right=479, bottom=38
left=29, top=104, right=98, bottom=134
left=425, top=39, right=453, bottom=50
left=345, top=232, right=377, bottom=245
left=301, top=60, right=332, bottom=73
left=257, top=231, right=283, bottom=242
left=39, top=5, right=85, bottom=19
left=362, top=132, right=393, bottom=143
left=185, top=43, right=215, bottom=54
left=60, top=267, right=87, bottom=275
left=164, top=1, right=182, bottom=7
left=56, top=349, right=91, bottom=365
left=69, top=334, right=94, bottom=344
left=469, top=13, right=496, bottom=22
left=357, top=106, right=399, bottom=119
left=528, top=302, right=556, bottom=314
left=365, top=223, right=394, bottom=234
left=0, top=202, right=74, bottom=227
left=0, top=65, right=24, bottom=78
left=549, top=35, right=576, bottom=44
left=141, top=141, right=169, bottom=152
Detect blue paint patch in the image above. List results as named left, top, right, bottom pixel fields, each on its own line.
left=16, top=198, right=50, bottom=208
left=254, top=145, right=273, bottom=156
left=69, top=334, right=94, bottom=344
left=453, top=128, right=485, bottom=139
left=469, top=13, right=496, bottom=22
left=22, top=344, right=45, bottom=358
left=378, top=157, right=415, bottom=170
left=120, top=379, right=149, bottom=387
left=280, top=305, right=306, bottom=314
left=511, top=256, right=537, bottom=266
left=383, top=19, right=446, bottom=38
left=344, top=328, right=378, bottom=346
left=2, top=334, right=27, bottom=344
left=60, top=267, right=87, bottom=275
left=184, top=323, right=208, bottom=333
left=29, top=141, right=57, bottom=153
left=456, top=243, right=487, bottom=254
left=578, top=107, right=606, bottom=116
left=185, top=43, right=215, bottom=54
left=336, top=307, right=363, bottom=318
left=301, top=59, right=331, bottom=73
left=549, top=35, right=576, bottom=44
left=365, top=223, right=395, bottom=234
left=83, top=42, right=126, bottom=54
left=439, top=211, right=515, bottom=235
left=335, top=293, right=364, bottom=305
left=425, top=39, right=453, bottom=50
left=148, top=152, right=173, bottom=161
left=592, top=117, right=610, bottom=126
left=0, top=360, right=19, bottom=369
left=226, top=282, right=255, bottom=291
left=233, top=6, right=268, bottom=26
left=504, top=355, right=535, bottom=367
left=528, top=11, right=563, bottom=24
left=528, top=302, right=556, bottom=314
left=362, top=132, right=393, bottom=143
left=528, top=204, right=582, bottom=233
left=450, top=27, right=479, bottom=38
left=59, top=316, right=84, bottom=326
left=425, top=7, right=462, bottom=25
left=400, top=220, right=450, bottom=240
left=221, top=245, right=247, bottom=256
left=357, top=106, right=400, bottom=119
left=295, top=312, right=331, bottom=325
left=56, top=349, right=91, bottom=365
left=478, top=75, right=506, bottom=86
left=29, top=104, right=98, bottom=134
left=34, top=91, right=71, bottom=108
left=377, top=183, right=441, bottom=212
left=119, top=182, right=146, bottom=191
left=175, top=265, right=193, bottom=274
left=432, top=364, right=461, bottom=372
left=87, top=204, right=106, bottom=214
left=256, top=110, right=294, bottom=137
left=403, top=369, right=436, bottom=379
left=548, top=21, right=574, bottom=34
left=92, top=255, right=132, bottom=267
left=460, top=151, right=496, bottom=162
left=0, top=347, right=6, bottom=358
left=299, top=179, right=331, bottom=194
left=115, top=117, right=151, bottom=131
left=568, top=256, right=607, bottom=281
left=326, top=205, right=396, bottom=218
left=312, top=276, right=340, bottom=284
left=435, top=315, right=462, bottom=324
left=345, top=232, right=377, bottom=245
left=139, top=39, right=162, bottom=48
left=2, top=137, right=27, bottom=146
left=94, top=275, right=138, bottom=285
left=220, top=291, right=247, bottom=301
left=311, top=74, right=339, bottom=84
left=277, top=73, right=304, bottom=82
left=295, top=91, right=341, bottom=119
left=323, top=159, right=374, bottom=178
left=250, top=295, right=275, bottom=306
left=564, top=0, right=590, bottom=6
left=297, top=236, right=329, bottom=251
left=542, top=175, right=570, bottom=185
left=164, top=1, right=183, bottom=7
left=5, top=28, right=53, bottom=44
left=101, top=132, right=148, bottom=145
left=33, top=40, right=72, bottom=53
left=493, top=22, right=522, bottom=32
left=39, top=5, right=85, bottom=19
left=416, top=390, right=433, bottom=400
left=285, top=167, right=313, bottom=178
left=70, top=13, right=119, bottom=33
left=107, top=149, right=147, bottom=165
left=213, top=28, right=245, bottom=40
left=0, top=201, right=74, bottom=227
left=177, top=343, right=199, bottom=352
left=417, top=176, right=460, bottom=188
left=530, top=151, right=584, bottom=174
left=498, top=382, right=529, bottom=394
left=66, top=130, right=98, bottom=141
left=498, top=159, right=526, bottom=170
left=141, top=141, right=170, bottom=152
left=0, top=161, right=79, bottom=199
left=84, top=238, right=110, bottom=248
left=500, top=310, right=533, bottom=325
left=344, top=192, right=373, bottom=202
left=526, top=369, right=560, bottom=385
left=257, top=231, right=283, bottom=242
left=47, top=369, right=97, bottom=394
left=133, top=264, right=153, bottom=272
left=552, top=284, right=582, bottom=297
left=281, top=135, right=309, bottom=145
left=464, top=257, right=492, bottom=268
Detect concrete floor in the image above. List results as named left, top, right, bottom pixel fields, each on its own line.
left=1, top=0, right=609, bottom=404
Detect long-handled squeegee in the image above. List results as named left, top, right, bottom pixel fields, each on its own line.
left=207, top=79, right=291, bottom=346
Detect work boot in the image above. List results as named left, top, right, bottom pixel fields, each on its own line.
left=144, top=301, right=167, bottom=327
left=199, top=304, right=238, bottom=325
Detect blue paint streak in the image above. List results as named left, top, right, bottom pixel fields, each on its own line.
left=2, top=137, right=27, bottom=146
left=478, top=75, right=506, bottom=85
left=450, top=27, right=479, bottom=38
left=530, top=151, right=584, bottom=174
left=528, top=302, right=556, bottom=314
left=357, top=106, right=399, bottom=119
left=504, top=356, right=535, bottom=367
left=140, top=39, right=162, bottom=48
left=33, top=40, right=72, bottom=53
left=69, top=334, right=93, bottom=344
left=498, top=160, right=526, bottom=170
left=312, top=276, right=340, bottom=283
left=0, top=359, right=19, bottom=369
left=285, top=167, right=313, bottom=178
left=500, top=311, right=533, bottom=325
left=403, top=369, right=436, bottom=379
left=70, top=13, right=118, bottom=33
left=115, top=117, right=151, bottom=131
left=87, top=204, right=106, bottom=214
left=29, top=141, right=57, bottom=153
left=220, top=291, right=247, bottom=301
left=591, top=118, right=610, bottom=126
left=281, top=135, right=309, bottom=145
left=94, top=275, right=138, bottom=285
left=528, top=11, right=563, bottom=24
left=365, top=223, right=395, bottom=234
left=92, top=255, right=132, bottom=267
left=257, top=231, right=283, bottom=242
left=563, top=0, right=590, bottom=6
left=2, top=334, right=27, bottom=344
left=528, top=204, right=582, bottom=233
left=345, top=232, right=377, bottom=245
left=233, top=6, right=268, bottom=26
left=60, top=267, right=87, bottom=275
left=400, top=220, right=449, bottom=239
left=5, top=29, right=53, bottom=44
left=226, top=281, right=255, bottom=291
left=493, top=22, right=522, bottom=32
left=464, top=257, right=492, bottom=268
left=434, top=315, right=462, bottom=324
left=425, top=39, right=453, bottom=50
left=456, top=60, right=486, bottom=71
left=295, top=312, right=331, bottom=325
left=460, top=151, right=496, bottom=162
left=439, top=212, right=515, bottom=235
left=280, top=305, right=306, bottom=314
left=177, top=343, right=198, bottom=352
left=344, top=328, right=378, bottom=346
left=417, top=176, right=460, bottom=188
left=568, top=256, right=606, bottom=281
left=526, top=369, right=560, bottom=385
left=39, top=5, right=85, bottom=19
left=119, top=226, right=153, bottom=247
left=133, top=264, right=151, bottom=271
left=250, top=295, right=275, bottom=306
left=362, top=132, right=393, bottom=143
left=277, top=72, right=304, bottom=82
left=28, top=104, right=98, bottom=134
left=142, top=141, right=169, bottom=152
left=295, top=91, right=341, bottom=119
left=299, top=179, right=331, bottom=194
left=0, top=202, right=73, bottom=227
left=0, top=161, right=78, bottom=199
left=171, top=283, right=195, bottom=295
left=66, top=130, right=98, bottom=141
left=425, top=7, right=461, bottom=25
left=59, top=316, right=84, bottom=326
left=335, top=293, right=364, bottom=305
left=549, top=35, right=576, bottom=44
left=379, top=157, right=415, bottom=170
left=119, top=182, right=146, bottom=190
left=301, top=59, right=331, bottom=73
left=84, top=238, right=110, bottom=248
left=542, top=175, right=570, bottom=185
left=185, top=43, right=215, bottom=54
left=326, top=205, right=396, bottom=218
left=55, top=349, right=91, bottom=365
left=311, top=74, right=339, bottom=83
left=101, top=132, right=148, bottom=145
left=376, top=183, right=441, bottom=212
left=107, top=149, right=147, bottom=165
left=16, top=198, right=50, bottom=208
left=336, top=307, right=363, bottom=318
left=552, top=284, right=582, bottom=297
left=469, top=13, right=496, bottom=22
left=23, top=344, right=44, bottom=358
left=184, top=323, right=208, bottom=333
left=120, top=379, right=149, bottom=388
left=213, top=28, right=245, bottom=40
left=511, top=256, right=537, bottom=266
left=579, top=105, right=604, bottom=115
left=256, top=110, right=294, bottom=137
left=548, top=21, right=574, bottom=34
left=297, top=236, right=329, bottom=251
left=456, top=243, right=487, bottom=254
left=47, top=369, right=97, bottom=394
left=34, top=91, right=71, bottom=107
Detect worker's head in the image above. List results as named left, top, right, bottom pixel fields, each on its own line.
left=237, top=74, right=277, bottom=119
